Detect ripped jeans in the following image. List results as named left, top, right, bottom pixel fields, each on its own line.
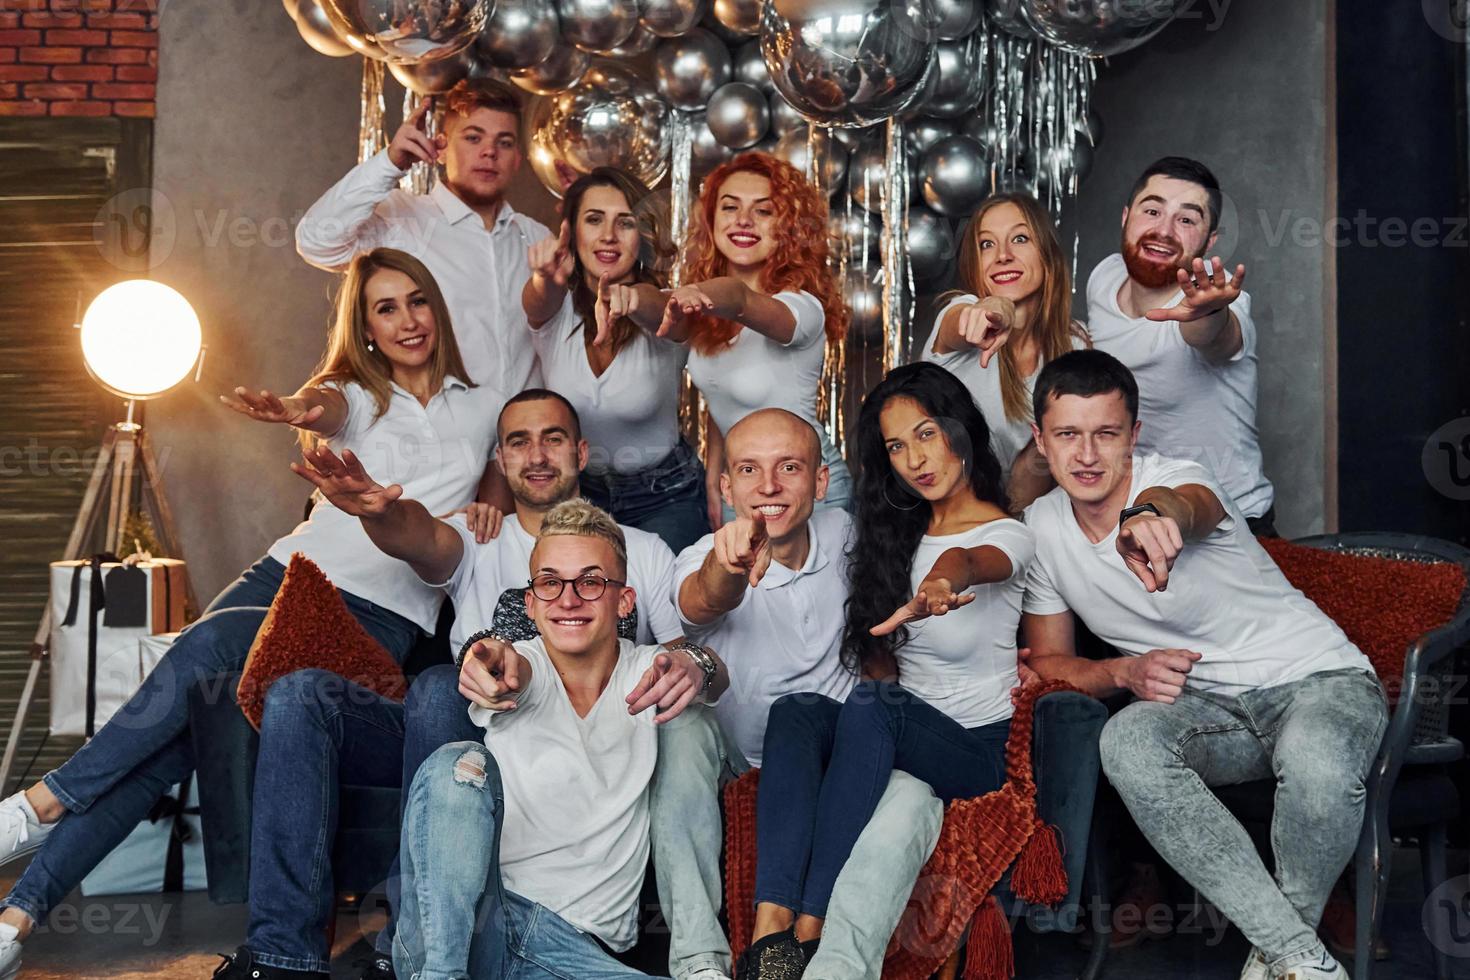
left=393, top=743, right=667, bottom=980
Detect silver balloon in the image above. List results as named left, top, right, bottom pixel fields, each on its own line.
left=598, top=23, right=659, bottom=55
left=985, top=0, right=1033, bottom=38
left=750, top=133, right=780, bottom=154
left=557, top=0, right=640, bottom=52
left=907, top=207, right=955, bottom=280
left=920, top=37, right=987, bottom=118
left=829, top=205, right=882, bottom=258
left=295, top=0, right=357, bottom=57
left=319, top=0, right=489, bottom=64
left=640, top=0, right=707, bottom=37
left=690, top=111, right=735, bottom=175
left=475, top=0, right=560, bottom=68
left=829, top=124, right=875, bottom=152
left=528, top=61, right=671, bottom=195
left=654, top=29, right=732, bottom=111
left=928, top=0, right=982, bottom=39
left=1020, top=0, right=1185, bottom=57
left=848, top=136, right=919, bottom=212
left=705, top=81, right=769, bottom=149
left=920, top=134, right=991, bottom=216
left=845, top=270, right=884, bottom=341
left=509, top=43, right=591, bottom=94
left=773, top=126, right=850, bottom=191
left=389, top=47, right=479, bottom=94
left=732, top=39, right=773, bottom=92
left=768, top=90, right=807, bottom=137
left=712, top=0, right=760, bottom=35
left=1036, top=136, right=1092, bottom=189
left=962, top=114, right=1000, bottom=147
left=760, top=0, right=937, bottom=128
left=905, top=117, right=956, bottom=156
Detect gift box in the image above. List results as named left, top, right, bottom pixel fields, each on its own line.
left=80, top=777, right=208, bottom=896
left=49, top=557, right=187, bottom=737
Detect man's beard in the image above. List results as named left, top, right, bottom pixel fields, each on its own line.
left=509, top=470, right=576, bottom=508
left=445, top=176, right=503, bottom=209
left=1121, top=232, right=1190, bottom=290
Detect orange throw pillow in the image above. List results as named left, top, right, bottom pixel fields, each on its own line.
left=236, top=553, right=408, bottom=731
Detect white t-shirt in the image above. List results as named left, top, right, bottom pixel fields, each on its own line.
left=674, top=507, right=858, bottom=766
left=430, top=512, right=684, bottom=654
left=896, top=519, right=1034, bottom=728
left=529, top=296, right=690, bottom=475
left=1022, top=454, right=1370, bottom=696
left=1085, top=253, right=1273, bottom=518
left=923, top=294, right=1087, bottom=471
left=467, top=637, right=659, bottom=951
left=685, top=290, right=828, bottom=436
left=268, top=377, right=504, bottom=631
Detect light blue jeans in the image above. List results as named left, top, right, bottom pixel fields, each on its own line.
left=1099, top=667, right=1388, bottom=976
left=393, top=742, right=667, bottom=980
left=651, top=706, right=943, bottom=980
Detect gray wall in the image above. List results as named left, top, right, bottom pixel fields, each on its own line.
left=1065, top=0, right=1335, bottom=537
left=151, top=0, right=1334, bottom=601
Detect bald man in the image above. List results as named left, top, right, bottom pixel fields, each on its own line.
left=650, top=409, right=943, bottom=980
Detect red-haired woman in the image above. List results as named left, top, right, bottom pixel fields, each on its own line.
left=656, top=152, right=851, bottom=526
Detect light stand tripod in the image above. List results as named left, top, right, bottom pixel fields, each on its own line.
left=0, top=398, right=198, bottom=793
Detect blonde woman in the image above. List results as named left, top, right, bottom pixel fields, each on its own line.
left=0, top=249, right=503, bottom=980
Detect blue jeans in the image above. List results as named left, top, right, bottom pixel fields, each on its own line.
left=650, top=705, right=944, bottom=979
left=393, top=742, right=668, bottom=980
left=1100, top=667, right=1388, bottom=975
left=1, top=556, right=417, bottom=927
left=582, top=441, right=709, bottom=555
left=247, top=670, right=408, bottom=972
left=755, top=681, right=1007, bottom=918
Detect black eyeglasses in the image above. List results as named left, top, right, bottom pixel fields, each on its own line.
left=528, top=574, right=625, bottom=602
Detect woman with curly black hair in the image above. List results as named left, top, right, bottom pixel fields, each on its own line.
left=737, top=362, right=1036, bottom=979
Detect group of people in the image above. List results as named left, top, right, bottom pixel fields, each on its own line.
left=0, top=78, right=1387, bottom=980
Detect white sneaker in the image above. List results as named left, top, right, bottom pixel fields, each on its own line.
left=1239, top=948, right=1269, bottom=980
left=686, top=971, right=733, bottom=980
left=1275, top=949, right=1349, bottom=979
left=0, top=922, right=22, bottom=980
left=0, top=792, right=53, bottom=867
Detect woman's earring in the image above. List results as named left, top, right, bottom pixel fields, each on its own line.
left=366, top=338, right=375, bottom=352
left=882, top=476, right=921, bottom=511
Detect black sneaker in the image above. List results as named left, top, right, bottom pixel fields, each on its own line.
left=734, top=929, right=805, bottom=980
left=211, top=945, right=329, bottom=980
left=798, top=936, right=820, bottom=965
left=357, top=953, right=396, bottom=980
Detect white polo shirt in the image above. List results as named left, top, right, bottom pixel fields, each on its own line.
left=268, top=377, right=504, bottom=631
left=673, top=507, right=858, bottom=766
left=529, top=296, right=689, bottom=475
left=428, top=511, right=684, bottom=654
left=923, top=293, right=1088, bottom=471
left=1085, top=253, right=1273, bottom=518
left=685, top=290, right=828, bottom=436
left=1022, top=453, right=1369, bottom=696
left=296, top=149, right=551, bottom=394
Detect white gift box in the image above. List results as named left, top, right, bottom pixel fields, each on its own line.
left=81, top=778, right=208, bottom=896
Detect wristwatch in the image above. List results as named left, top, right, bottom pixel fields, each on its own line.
left=1118, top=502, right=1161, bottom=532
left=455, top=629, right=513, bottom=670
left=665, top=641, right=718, bottom=696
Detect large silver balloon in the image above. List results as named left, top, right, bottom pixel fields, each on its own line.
left=712, top=0, right=760, bottom=35
left=509, top=43, right=591, bottom=94
left=829, top=206, right=882, bottom=258
left=1020, top=0, right=1185, bottom=57
left=558, top=0, right=640, bottom=52
left=389, top=47, right=480, bottom=94
left=848, top=136, right=919, bottom=212
left=599, top=23, right=659, bottom=55
left=319, top=0, right=489, bottom=64
left=1035, top=136, right=1093, bottom=189
left=528, top=61, right=671, bottom=195
left=475, top=0, right=560, bottom=69
left=705, top=81, right=769, bottom=149
left=920, top=36, right=987, bottom=118
left=773, top=126, right=850, bottom=191
left=907, top=207, right=955, bottom=280
left=639, top=0, right=706, bottom=36
left=690, top=111, right=735, bottom=175
left=760, top=0, right=937, bottom=129
left=294, top=0, right=357, bottom=57
left=768, top=90, right=807, bottom=137
left=732, top=39, right=772, bottom=92
left=920, top=134, right=991, bottom=216
left=654, top=29, right=732, bottom=111
left=845, top=270, right=884, bottom=341
left=906, top=117, right=956, bottom=156
left=928, top=0, right=982, bottom=39
left=985, top=0, right=1033, bottom=38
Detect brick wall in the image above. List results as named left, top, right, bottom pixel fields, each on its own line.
left=0, top=0, right=157, bottom=117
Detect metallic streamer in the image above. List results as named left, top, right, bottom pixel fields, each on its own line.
left=358, top=57, right=387, bottom=165
left=669, top=109, right=694, bottom=287
left=879, top=118, right=908, bottom=372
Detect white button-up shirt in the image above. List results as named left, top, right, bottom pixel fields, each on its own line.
left=296, top=150, right=551, bottom=395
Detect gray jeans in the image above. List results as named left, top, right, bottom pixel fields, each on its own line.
left=650, top=705, right=943, bottom=980
left=1099, top=667, right=1388, bottom=974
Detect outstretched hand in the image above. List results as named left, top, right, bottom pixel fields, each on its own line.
left=956, top=302, right=1012, bottom=369
left=221, top=388, right=324, bottom=427
left=870, top=576, right=974, bottom=636
left=712, top=513, right=771, bottom=587
left=1117, top=511, right=1184, bottom=593
left=594, top=273, right=645, bottom=346
left=1145, top=257, right=1246, bottom=323
left=459, top=637, right=524, bottom=711
left=291, top=446, right=403, bottom=518
left=625, top=650, right=705, bottom=724
left=528, top=219, right=575, bottom=289
left=656, top=284, right=715, bottom=337
left=387, top=97, right=441, bottom=171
